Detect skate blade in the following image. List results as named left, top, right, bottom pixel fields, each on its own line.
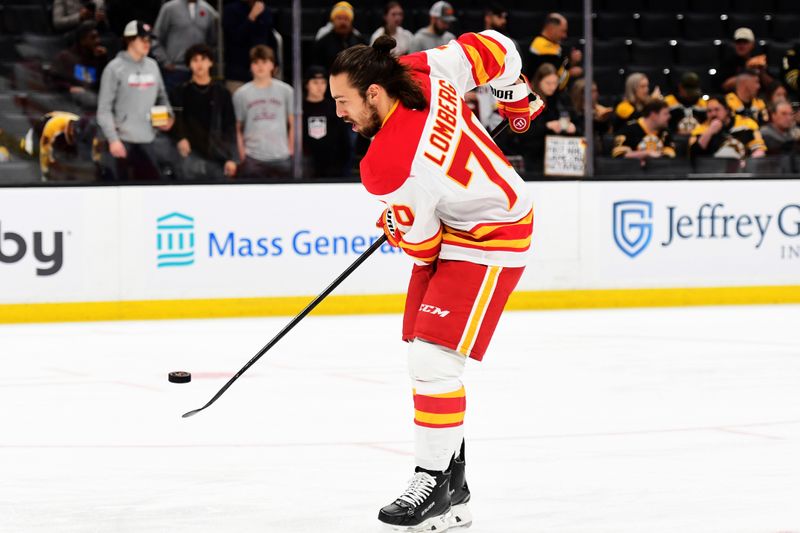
left=386, top=510, right=452, bottom=532
left=448, top=503, right=472, bottom=529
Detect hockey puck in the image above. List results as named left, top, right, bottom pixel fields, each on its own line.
left=168, top=371, right=191, bottom=384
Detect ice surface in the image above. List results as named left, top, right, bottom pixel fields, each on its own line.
left=1, top=305, right=799, bottom=532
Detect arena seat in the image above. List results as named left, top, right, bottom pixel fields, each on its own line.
left=683, top=14, right=727, bottom=41
left=639, top=14, right=682, bottom=40
left=630, top=40, right=676, bottom=69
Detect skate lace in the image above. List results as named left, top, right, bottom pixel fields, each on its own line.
left=397, top=472, right=436, bottom=507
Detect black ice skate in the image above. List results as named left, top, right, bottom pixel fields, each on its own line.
left=448, top=440, right=472, bottom=529
left=378, top=467, right=452, bottom=532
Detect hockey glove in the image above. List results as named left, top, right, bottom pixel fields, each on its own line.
left=377, top=206, right=403, bottom=247
left=493, top=75, right=546, bottom=134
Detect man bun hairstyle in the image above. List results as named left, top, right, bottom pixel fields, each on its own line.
left=330, top=35, right=428, bottom=111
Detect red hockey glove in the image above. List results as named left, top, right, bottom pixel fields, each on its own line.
left=493, top=76, right=546, bottom=133
left=377, top=206, right=403, bottom=247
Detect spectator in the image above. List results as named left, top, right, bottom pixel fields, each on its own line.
left=689, top=95, right=766, bottom=159
left=316, top=2, right=365, bottom=41
left=152, top=0, right=218, bottom=91
left=484, top=3, right=508, bottom=34
left=53, top=0, right=107, bottom=33
left=97, top=20, right=173, bottom=180
left=233, top=45, right=294, bottom=180
left=765, top=80, right=789, bottom=106
left=171, top=44, right=237, bottom=179
left=408, top=1, right=456, bottom=54
left=51, top=21, right=109, bottom=111
left=313, top=2, right=367, bottom=70
left=782, top=45, right=800, bottom=103
left=726, top=70, right=768, bottom=125
left=664, top=71, right=708, bottom=136
left=223, top=0, right=279, bottom=94
left=612, top=99, right=675, bottom=160
left=527, top=13, right=582, bottom=91
left=569, top=78, right=612, bottom=137
left=27, top=112, right=97, bottom=181
left=719, top=27, right=772, bottom=92
left=760, top=101, right=800, bottom=154
left=503, top=63, right=575, bottom=174
left=369, top=2, right=414, bottom=57
left=302, top=66, right=350, bottom=179
left=614, top=72, right=660, bottom=131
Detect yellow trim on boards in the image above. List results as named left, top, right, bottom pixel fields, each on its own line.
left=1, top=286, right=800, bottom=325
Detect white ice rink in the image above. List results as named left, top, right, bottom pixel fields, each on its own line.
left=1, top=305, right=799, bottom=533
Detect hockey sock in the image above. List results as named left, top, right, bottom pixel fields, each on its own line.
left=408, top=340, right=467, bottom=471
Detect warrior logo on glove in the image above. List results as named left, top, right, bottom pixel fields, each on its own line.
left=493, top=75, right=545, bottom=133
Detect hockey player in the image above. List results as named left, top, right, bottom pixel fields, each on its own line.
left=330, top=30, right=543, bottom=531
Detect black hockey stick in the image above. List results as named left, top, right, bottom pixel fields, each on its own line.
left=182, top=119, right=512, bottom=418
left=182, top=234, right=388, bottom=418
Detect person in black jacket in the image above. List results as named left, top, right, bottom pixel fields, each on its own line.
left=171, top=43, right=237, bottom=179
left=223, top=0, right=279, bottom=93
left=302, top=66, right=350, bottom=179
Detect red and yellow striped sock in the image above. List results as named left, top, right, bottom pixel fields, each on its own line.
left=413, top=386, right=466, bottom=429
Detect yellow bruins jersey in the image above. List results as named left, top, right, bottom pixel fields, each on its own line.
left=664, top=94, right=708, bottom=135
left=689, top=115, right=766, bottom=158
left=612, top=117, right=676, bottom=158
left=39, top=111, right=80, bottom=176
left=725, top=92, right=768, bottom=125
left=527, top=35, right=569, bottom=90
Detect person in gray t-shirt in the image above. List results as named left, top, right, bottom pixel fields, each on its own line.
left=408, top=1, right=456, bottom=53
left=232, top=44, right=294, bottom=179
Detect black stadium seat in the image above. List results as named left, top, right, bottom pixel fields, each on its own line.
left=594, top=13, right=637, bottom=40
left=0, top=4, right=50, bottom=35
left=630, top=40, right=676, bottom=68
left=593, top=66, right=625, bottom=95
left=639, top=14, right=682, bottom=39
left=507, top=12, right=541, bottom=41
left=647, top=0, right=690, bottom=12
left=683, top=14, right=727, bottom=41
left=670, top=66, right=718, bottom=94
left=675, top=40, right=723, bottom=67
left=691, top=0, right=731, bottom=12
left=592, top=40, right=630, bottom=69
left=731, top=0, right=774, bottom=11
left=772, top=16, right=800, bottom=42
left=599, top=0, right=647, bottom=11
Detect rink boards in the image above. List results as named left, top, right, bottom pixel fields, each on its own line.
left=1, top=180, right=799, bottom=322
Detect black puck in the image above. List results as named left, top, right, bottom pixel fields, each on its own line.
left=168, top=371, right=191, bottom=384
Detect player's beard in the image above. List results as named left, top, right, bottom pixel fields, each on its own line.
left=356, top=101, right=382, bottom=139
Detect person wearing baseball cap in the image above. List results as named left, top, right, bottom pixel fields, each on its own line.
left=664, top=71, right=708, bottom=135
left=96, top=19, right=173, bottom=180
left=719, top=26, right=773, bottom=92
left=408, top=1, right=456, bottom=53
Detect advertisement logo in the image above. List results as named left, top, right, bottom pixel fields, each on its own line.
left=156, top=212, right=195, bottom=267
left=0, top=222, right=63, bottom=276
left=613, top=200, right=653, bottom=258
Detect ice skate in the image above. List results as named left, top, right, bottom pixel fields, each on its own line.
left=448, top=440, right=472, bottom=529
left=378, top=467, right=452, bottom=532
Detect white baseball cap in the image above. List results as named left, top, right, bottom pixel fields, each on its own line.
left=733, top=27, right=755, bottom=42
left=123, top=20, right=152, bottom=38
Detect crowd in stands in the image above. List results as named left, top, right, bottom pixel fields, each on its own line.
left=1, top=0, right=800, bottom=183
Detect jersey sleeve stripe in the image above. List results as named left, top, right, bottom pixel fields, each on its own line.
left=456, top=32, right=507, bottom=86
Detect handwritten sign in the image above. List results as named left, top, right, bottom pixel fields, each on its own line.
left=545, top=136, right=586, bottom=176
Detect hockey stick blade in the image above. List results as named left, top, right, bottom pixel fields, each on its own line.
left=182, top=234, right=389, bottom=418
left=182, top=119, right=512, bottom=419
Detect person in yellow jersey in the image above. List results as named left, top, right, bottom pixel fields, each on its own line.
left=725, top=69, right=768, bottom=125
left=612, top=99, right=676, bottom=161
left=527, top=12, right=582, bottom=91
left=689, top=95, right=766, bottom=159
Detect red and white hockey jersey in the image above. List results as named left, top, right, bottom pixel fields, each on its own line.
left=360, top=30, right=533, bottom=268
